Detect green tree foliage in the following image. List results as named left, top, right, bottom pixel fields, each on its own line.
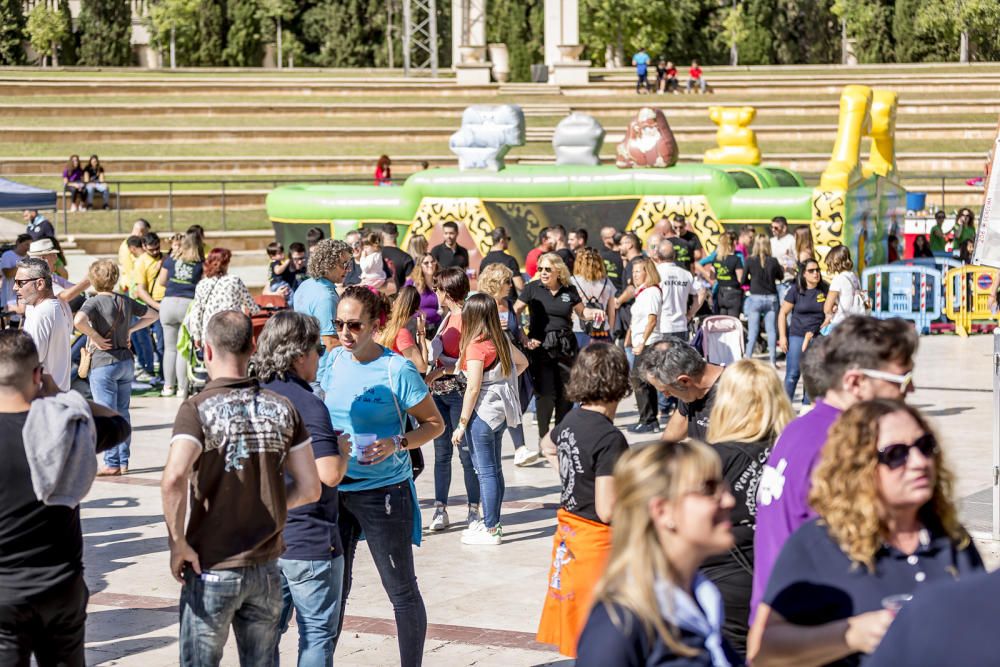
left=148, top=0, right=225, bottom=66
left=78, top=0, right=133, bottom=65
left=301, top=0, right=369, bottom=67
left=893, top=0, right=956, bottom=62
left=224, top=0, right=263, bottom=66
left=0, top=0, right=26, bottom=65
left=194, top=0, right=226, bottom=65
left=487, top=0, right=543, bottom=81
left=57, top=0, right=77, bottom=65
left=26, top=3, right=68, bottom=65
left=726, top=0, right=839, bottom=65
left=833, top=0, right=894, bottom=63
left=581, top=0, right=677, bottom=66
left=961, top=0, right=1000, bottom=60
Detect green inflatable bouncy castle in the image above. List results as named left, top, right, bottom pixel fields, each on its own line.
left=266, top=85, right=905, bottom=273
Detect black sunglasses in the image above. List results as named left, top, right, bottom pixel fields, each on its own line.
left=13, top=277, right=39, bottom=287
left=877, top=433, right=937, bottom=470
left=333, top=319, right=365, bottom=333
left=687, top=477, right=726, bottom=499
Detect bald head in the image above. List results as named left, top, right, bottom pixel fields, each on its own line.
left=653, top=216, right=673, bottom=238
left=658, top=239, right=676, bottom=261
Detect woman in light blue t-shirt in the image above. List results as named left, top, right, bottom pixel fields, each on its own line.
left=317, top=285, right=444, bottom=667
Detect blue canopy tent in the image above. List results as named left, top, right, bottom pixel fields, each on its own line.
left=0, top=178, right=56, bottom=212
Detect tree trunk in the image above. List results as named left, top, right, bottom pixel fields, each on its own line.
left=170, top=27, right=176, bottom=68
left=387, top=0, right=394, bottom=68
left=52, top=42, right=58, bottom=67
left=960, top=30, right=969, bottom=63
left=277, top=15, right=282, bottom=69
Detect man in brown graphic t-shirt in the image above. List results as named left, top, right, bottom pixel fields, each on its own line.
left=161, top=311, right=320, bottom=666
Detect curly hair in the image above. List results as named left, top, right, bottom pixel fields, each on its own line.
left=573, top=247, right=607, bottom=282
left=809, top=399, right=968, bottom=572
left=825, top=244, right=854, bottom=274
left=477, top=263, right=514, bottom=300
left=88, top=259, right=119, bottom=292
left=307, top=239, right=350, bottom=280
left=252, top=310, right=321, bottom=383
left=565, top=342, right=632, bottom=404
left=203, top=248, right=232, bottom=278
left=535, top=252, right=571, bottom=287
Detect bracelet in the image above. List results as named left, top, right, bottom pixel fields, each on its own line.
left=392, top=434, right=408, bottom=452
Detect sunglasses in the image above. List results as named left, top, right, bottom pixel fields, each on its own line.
left=13, top=277, right=39, bottom=287
left=804, top=268, right=820, bottom=274
left=877, top=433, right=937, bottom=470
left=333, top=319, right=365, bottom=333
left=859, top=368, right=914, bottom=394
left=687, top=477, right=727, bottom=499
left=537, top=266, right=553, bottom=273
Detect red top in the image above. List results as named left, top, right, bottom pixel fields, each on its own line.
left=375, top=166, right=392, bottom=185
left=461, top=338, right=498, bottom=371
left=437, top=313, right=463, bottom=362
left=667, top=67, right=677, bottom=77
left=393, top=327, right=416, bottom=354
left=525, top=247, right=544, bottom=277
left=689, top=66, right=703, bottom=79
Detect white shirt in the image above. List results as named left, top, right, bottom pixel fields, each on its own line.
left=830, top=271, right=862, bottom=325
left=630, top=285, right=662, bottom=347
left=770, top=234, right=796, bottom=282
left=24, top=297, right=74, bottom=391
left=657, top=262, right=694, bottom=334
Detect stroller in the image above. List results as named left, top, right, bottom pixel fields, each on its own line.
left=693, top=315, right=744, bottom=365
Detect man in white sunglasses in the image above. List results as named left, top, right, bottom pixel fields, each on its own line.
left=748, top=315, right=918, bottom=657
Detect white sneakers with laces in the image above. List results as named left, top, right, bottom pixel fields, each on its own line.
left=461, top=521, right=502, bottom=545
left=429, top=505, right=449, bottom=531
left=514, top=447, right=540, bottom=466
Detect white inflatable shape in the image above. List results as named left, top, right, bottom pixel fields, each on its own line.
left=553, top=112, right=605, bottom=166
left=449, top=104, right=526, bottom=171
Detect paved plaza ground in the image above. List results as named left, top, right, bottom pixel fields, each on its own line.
left=80, top=333, right=997, bottom=666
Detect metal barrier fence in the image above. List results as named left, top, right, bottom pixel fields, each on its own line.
left=59, top=176, right=376, bottom=234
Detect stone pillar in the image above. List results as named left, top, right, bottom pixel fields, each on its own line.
left=452, top=0, right=487, bottom=67
left=544, top=0, right=580, bottom=67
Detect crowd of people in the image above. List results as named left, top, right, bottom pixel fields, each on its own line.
left=632, top=48, right=708, bottom=94
left=1, top=208, right=996, bottom=667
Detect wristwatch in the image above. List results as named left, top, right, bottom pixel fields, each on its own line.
left=457, top=417, right=468, bottom=429
left=392, top=434, right=409, bottom=452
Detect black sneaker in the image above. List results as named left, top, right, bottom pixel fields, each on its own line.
left=629, top=422, right=661, bottom=434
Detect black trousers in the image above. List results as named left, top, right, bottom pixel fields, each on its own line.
left=530, top=347, right=573, bottom=439
left=0, top=573, right=88, bottom=667
left=633, top=378, right=660, bottom=426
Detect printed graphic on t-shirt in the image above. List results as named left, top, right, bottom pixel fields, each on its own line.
left=735, top=446, right=771, bottom=518
left=757, top=459, right=788, bottom=506
left=198, top=388, right=298, bottom=471
left=555, top=425, right=584, bottom=511
left=173, top=261, right=196, bottom=283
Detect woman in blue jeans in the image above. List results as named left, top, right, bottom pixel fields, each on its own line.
left=318, top=286, right=445, bottom=667
left=73, top=259, right=158, bottom=475
left=778, top=258, right=828, bottom=404
left=424, top=267, right=480, bottom=532
left=451, top=294, right=529, bottom=545
left=742, top=233, right=784, bottom=365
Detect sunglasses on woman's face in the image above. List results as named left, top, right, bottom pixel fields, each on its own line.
left=804, top=268, right=820, bottom=274
left=537, top=266, right=553, bottom=273
left=877, top=433, right=937, bottom=470
left=687, top=477, right=727, bottom=500
left=333, top=319, right=365, bottom=333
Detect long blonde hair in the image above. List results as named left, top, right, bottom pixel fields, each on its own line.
left=752, top=233, right=771, bottom=267
left=377, top=285, right=421, bottom=349
left=457, top=293, right=512, bottom=376
left=593, top=441, right=722, bottom=657
left=411, top=253, right=437, bottom=293
left=707, top=359, right=793, bottom=443
left=177, top=230, right=204, bottom=263
left=809, top=400, right=968, bottom=572
left=795, top=226, right=814, bottom=261
left=407, top=234, right=429, bottom=261
left=715, top=231, right=734, bottom=261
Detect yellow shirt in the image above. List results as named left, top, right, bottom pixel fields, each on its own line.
left=133, top=253, right=166, bottom=302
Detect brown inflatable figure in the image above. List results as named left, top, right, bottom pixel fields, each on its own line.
left=615, top=107, right=679, bottom=168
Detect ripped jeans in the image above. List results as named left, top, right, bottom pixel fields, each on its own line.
left=336, top=483, right=425, bottom=667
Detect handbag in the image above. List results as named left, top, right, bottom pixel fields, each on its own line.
left=80, top=294, right=125, bottom=380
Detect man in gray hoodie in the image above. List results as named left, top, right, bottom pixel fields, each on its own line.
left=0, top=330, right=129, bottom=666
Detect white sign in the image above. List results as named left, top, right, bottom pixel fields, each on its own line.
left=973, top=137, right=1000, bottom=268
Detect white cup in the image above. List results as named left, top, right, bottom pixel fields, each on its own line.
left=353, top=433, right=378, bottom=463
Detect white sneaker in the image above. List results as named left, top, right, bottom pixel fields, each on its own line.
left=514, top=447, right=539, bottom=467
left=429, top=506, right=449, bottom=531
left=467, top=504, right=480, bottom=525
left=160, top=386, right=176, bottom=397
left=461, top=521, right=502, bottom=545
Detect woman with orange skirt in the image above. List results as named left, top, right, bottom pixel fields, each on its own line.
left=537, top=342, right=631, bottom=656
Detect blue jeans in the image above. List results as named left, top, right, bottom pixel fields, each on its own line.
left=180, top=562, right=282, bottom=667
left=131, top=322, right=153, bottom=374
left=744, top=294, right=779, bottom=365
left=337, top=484, right=426, bottom=667
left=89, top=358, right=133, bottom=468
left=432, top=390, right=479, bottom=507
left=150, top=319, right=164, bottom=372
left=508, top=422, right=526, bottom=450
left=783, top=334, right=811, bottom=405
left=274, top=556, right=344, bottom=667
left=466, top=413, right=506, bottom=529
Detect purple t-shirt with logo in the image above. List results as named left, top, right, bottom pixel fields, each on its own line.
left=750, top=399, right=841, bottom=624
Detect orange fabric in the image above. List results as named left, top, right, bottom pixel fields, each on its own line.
left=537, top=509, right=612, bottom=657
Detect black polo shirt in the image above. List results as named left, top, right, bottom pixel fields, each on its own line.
left=600, top=247, right=624, bottom=291
left=431, top=242, right=469, bottom=269
left=765, top=518, right=984, bottom=666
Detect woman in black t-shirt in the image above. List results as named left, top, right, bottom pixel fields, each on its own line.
left=778, top=258, right=828, bottom=405
left=514, top=253, right=595, bottom=438
left=703, top=359, right=794, bottom=657
left=742, top=234, right=784, bottom=365
left=538, top=343, right=631, bottom=657
left=711, top=231, right=744, bottom=316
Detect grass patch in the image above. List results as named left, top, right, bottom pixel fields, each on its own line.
left=54, top=208, right=271, bottom=235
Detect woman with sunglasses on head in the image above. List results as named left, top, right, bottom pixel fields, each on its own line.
left=515, top=253, right=597, bottom=439
left=778, top=257, right=828, bottom=406
left=576, top=440, right=741, bottom=666
left=755, top=400, right=983, bottom=667
left=405, top=252, right=442, bottom=338
left=316, top=286, right=444, bottom=667
left=537, top=342, right=631, bottom=658
left=424, top=267, right=480, bottom=531
left=450, top=294, right=529, bottom=545
left=703, top=359, right=794, bottom=657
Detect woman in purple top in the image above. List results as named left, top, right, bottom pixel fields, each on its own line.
left=405, top=252, right=442, bottom=337
left=62, top=154, right=85, bottom=212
